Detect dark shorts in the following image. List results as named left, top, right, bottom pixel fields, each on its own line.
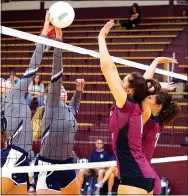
left=1, top=145, right=29, bottom=185
left=34, top=155, right=76, bottom=192
left=120, top=176, right=155, bottom=193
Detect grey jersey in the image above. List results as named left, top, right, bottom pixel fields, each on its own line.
left=1, top=38, right=45, bottom=152
left=40, top=47, right=82, bottom=160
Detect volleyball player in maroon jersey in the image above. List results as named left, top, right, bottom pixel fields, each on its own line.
left=98, top=20, right=161, bottom=194
left=142, top=57, right=181, bottom=194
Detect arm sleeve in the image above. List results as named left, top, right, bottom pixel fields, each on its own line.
left=45, top=46, right=63, bottom=107
left=69, top=90, right=82, bottom=116
left=11, top=35, right=46, bottom=99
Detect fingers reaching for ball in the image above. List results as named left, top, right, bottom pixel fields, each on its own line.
left=55, top=27, right=63, bottom=40
left=76, top=79, right=85, bottom=91
left=98, top=20, right=115, bottom=38
left=42, top=10, right=53, bottom=36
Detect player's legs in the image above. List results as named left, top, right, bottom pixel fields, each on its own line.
left=77, top=168, right=91, bottom=189
left=118, top=185, right=148, bottom=194
left=7, top=184, right=27, bottom=195
left=148, top=190, right=153, bottom=195
left=118, top=176, right=154, bottom=195
left=1, top=178, right=15, bottom=195
left=37, top=189, right=60, bottom=195
left=60, top=176, right=80, bottom=195
left=1, top=145, right=29, bottom=195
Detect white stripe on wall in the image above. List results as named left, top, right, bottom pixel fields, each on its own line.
left=2, top=1, right=40, bottom=11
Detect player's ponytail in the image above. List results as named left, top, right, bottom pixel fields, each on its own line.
left=128, top=72, right=161, bottom=104
left=146, top=79, right=161, bottom=95
left=156, top=92, right=181, bottom=125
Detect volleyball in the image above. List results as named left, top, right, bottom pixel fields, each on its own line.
left=49, top=1, right=75, bottom=28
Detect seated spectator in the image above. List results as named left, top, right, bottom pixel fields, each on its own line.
left=115, top=3, right=142, bottom=30
left=182, top=8, right=187, bottom=16
left=26, top=74, right=45, bottom=107
left=0, top=78, right=13, bottom=97
left=78, top=139, right=110, bottom=195
left=95, top=156, right=119, bottom=196
left=7, top=70, right=20, bottom=87
left=180, top=137, right=188, bottom=147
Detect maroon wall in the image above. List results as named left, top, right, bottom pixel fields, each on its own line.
left=153, top=161, right=188, bottom=194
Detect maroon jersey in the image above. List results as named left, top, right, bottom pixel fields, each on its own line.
left=143, top=115, right=163, bottom=194
left=110, top=99, right=155, bottom=179
left=40, top=28, right=56, bottom=39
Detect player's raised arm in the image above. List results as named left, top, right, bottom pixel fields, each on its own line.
left=98, top=20, right=127, bottom=108
left=143, top=57, right=178, bottom=79
left=45, top=27, right=63, bottom=107
left=12, top=11, right=52, bottom=99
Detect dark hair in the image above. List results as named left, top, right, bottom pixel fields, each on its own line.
left=156, top=92, right=181, bottom=125
left=128, top=72, right=161, bottom=104
left=132, top=3, right=140, bottom=12
left=9, top=69, right=15, bottom=76
left=33, top=74, right=41, bottom=85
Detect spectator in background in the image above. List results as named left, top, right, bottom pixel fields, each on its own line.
left=7, top=70, right=20, bottom=87
left=182, top=8, right=187, bottom=16
left=115, top=3, right=142, bottom=30
left=95, top=156, right=119, bottom=196
left=26, top=74, right=45, bottom=107
left=78, top=139, right=110, bottom=195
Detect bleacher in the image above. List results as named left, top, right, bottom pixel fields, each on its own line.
left=1, top=15, right=188, bottom=159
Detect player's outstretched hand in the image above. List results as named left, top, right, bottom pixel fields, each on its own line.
left=161, top=82, right=177, bottom=92
left=155, top=57, right=178, bottom=64
left=55, top=27, right=63, bottom=41
left=41, top=10, right=53, bottom=36
left=98, top=20, right=114, bottom=38
left=76, top=79, right=85, bottom=91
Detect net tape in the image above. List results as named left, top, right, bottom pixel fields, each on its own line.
left=2, top=155, right=188, bottom=174
left=1, top=26, right=187, bottom=81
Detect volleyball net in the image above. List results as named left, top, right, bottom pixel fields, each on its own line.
left=1, top=22, right=188, bottom=177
